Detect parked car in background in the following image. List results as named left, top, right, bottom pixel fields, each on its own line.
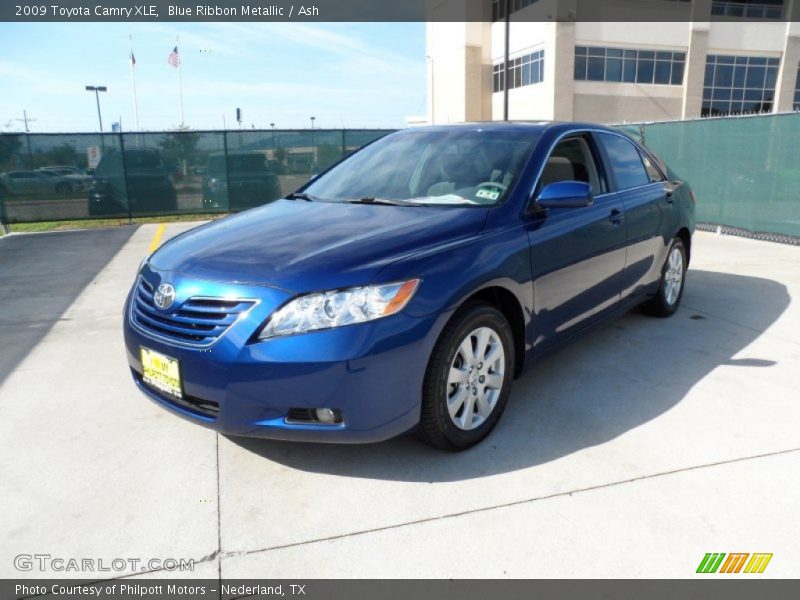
left=124, top=122, right=695, bottom=451
left=0, top=170, right=62, bottom=195
left=202, top=152, right=281, bottom=211
left=36, top=169, right=88, bottom=193
left=88, top=149, right=177, bottom=216
left=38, top=166, right=92, bottom=192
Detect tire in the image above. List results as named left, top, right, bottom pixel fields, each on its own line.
left=55, top=182, right=70, bottom=194
left=420, top=303, right=515, bottom=451
left=643, top=237, right=687, bottom=318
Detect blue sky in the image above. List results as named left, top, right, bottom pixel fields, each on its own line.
left=0, top=22, right=426, bottom=132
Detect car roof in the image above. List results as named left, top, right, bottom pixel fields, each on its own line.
left=399, top=121, right=622, bottom=136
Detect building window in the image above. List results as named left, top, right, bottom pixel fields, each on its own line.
left=702, top=54, right=779, bottom=116
left=493, top=49, right=545, bottom=93
left=711, top=0, right=784, bottom=19
left=491, top=0, right=541, bottom=22
left=493, top=64, right=505, bottom=93
left=794, top=64, right=800, bottom=111
left=574, top=46, right=686, bottom=85
left=492, top=0, right=689, bottom=21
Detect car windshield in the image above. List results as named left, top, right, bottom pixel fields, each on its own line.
left=302, top=128, right=538, bottom=207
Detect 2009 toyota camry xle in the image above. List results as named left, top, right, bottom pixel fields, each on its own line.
left=123, top=122, right=695, bottom=451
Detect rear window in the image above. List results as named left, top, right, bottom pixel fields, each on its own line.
left=227, top=154, right=267, bottom=173
left=207, top=154, right=267, bottom=175
left=597, top=133, right=650, bottom=190
left=126, top=152, right=162, bottom=170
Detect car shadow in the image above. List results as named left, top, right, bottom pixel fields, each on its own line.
left=0, top=227, right=137, bottom=387
left=229, top=269, right=789, bottom=482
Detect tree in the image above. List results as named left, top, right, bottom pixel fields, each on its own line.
left=159, top=126, right=201, bottom=175
left=0, top=134, right=22, bottom=168
left=44, top=143, right=80, bottom=167
left=316, top=143, right=342, bottom=170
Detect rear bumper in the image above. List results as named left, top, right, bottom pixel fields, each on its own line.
left=123, top=287, right=449, bottom=444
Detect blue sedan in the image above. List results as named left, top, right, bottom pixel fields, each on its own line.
left=123, top=122, right=695, bottom=451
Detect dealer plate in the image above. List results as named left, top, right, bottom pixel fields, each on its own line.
left=140, top=347, right=182, bottom=399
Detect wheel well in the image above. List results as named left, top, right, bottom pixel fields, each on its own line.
left=463, top=286, right=525, bottom=378
left=677, top=227, right=691, bottom=265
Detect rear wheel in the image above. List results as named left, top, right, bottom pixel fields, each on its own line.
left=420, top=303, right=514, bottom=451
left=643, top=237, right=687, bottom=317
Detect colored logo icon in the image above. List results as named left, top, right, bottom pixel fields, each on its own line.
left=697, top=553, right=773, bottom=574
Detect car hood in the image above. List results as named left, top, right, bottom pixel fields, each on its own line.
left=150, top=199, right=488, bottom=293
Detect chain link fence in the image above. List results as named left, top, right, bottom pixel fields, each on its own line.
left=620, top=111, right=800, bottom=240
left=2, top=115, right=799, bottom=242
left=0, top=129, right=391, bottom=224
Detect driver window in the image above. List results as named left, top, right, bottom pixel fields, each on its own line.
left=540, top=136, right=603, bottom=195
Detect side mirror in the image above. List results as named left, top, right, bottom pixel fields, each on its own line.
left=535, top=181, right=593, bottom=209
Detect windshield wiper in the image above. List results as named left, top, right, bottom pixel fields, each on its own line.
left=286, top=192, right=318, bottom=201
left=348, top=196, right=412, bottom=206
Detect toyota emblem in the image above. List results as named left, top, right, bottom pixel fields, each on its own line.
left=154, top=283, right=176, bottom=310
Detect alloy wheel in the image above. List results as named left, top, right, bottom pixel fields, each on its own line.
left=664, top=245, right=684, bottom=306
left=446, top=326, right=506, bottom=431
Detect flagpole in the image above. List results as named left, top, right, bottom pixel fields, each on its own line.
left=176, top=35, right=185, bottom=127
left=129, top=34, right=140, bottom=132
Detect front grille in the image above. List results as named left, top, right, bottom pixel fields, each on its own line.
left=133, top=370, right=219, bottom=419
left=131, top=277, right=256, bottom=348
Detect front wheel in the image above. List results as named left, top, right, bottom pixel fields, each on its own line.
left=643, top=237, right=687, bottom=317
left=420, top=303, right=514, bottom=451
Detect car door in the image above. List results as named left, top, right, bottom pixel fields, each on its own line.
left=526, top=133, right=627, bottom=353
left=595, top=132, right=670, bottom=300
left=7, top=173, right=30, bottom=194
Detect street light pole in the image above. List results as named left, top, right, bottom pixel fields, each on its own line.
left=503, top=0, right=510, bottom=121
left=426, top=55, right=435, bottom=124
left=310, top=116, right=316, bottom=171
left=85, top=85, right=108, bottom=132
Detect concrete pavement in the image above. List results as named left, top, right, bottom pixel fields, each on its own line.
left=0, top=226, right=798, bottom=579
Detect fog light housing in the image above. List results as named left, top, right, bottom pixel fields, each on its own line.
left=285, top=408, right=343, bottom=425
left=315, top=408, right=341, bottom=424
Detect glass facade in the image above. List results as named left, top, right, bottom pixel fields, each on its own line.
left=491, top=0, right=540, bottom=22
left=794, top=64, right=800, bottom=111
left=702, top=54, right=779, bottom=117
left=574, top=46, right=686, bottom=85
left=711, top=0, right=784, bottom=19
left=493, top=49, right=545, bottom=93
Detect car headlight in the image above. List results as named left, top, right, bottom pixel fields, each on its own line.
left=258, top=279, right=420, bottom=340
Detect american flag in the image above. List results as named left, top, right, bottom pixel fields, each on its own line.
left=168, top=46, right=180, bottom=68
left=130, top=51, right=136, bottom=67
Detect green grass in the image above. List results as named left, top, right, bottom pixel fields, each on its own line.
left=3, top=213, right=226, bottom=235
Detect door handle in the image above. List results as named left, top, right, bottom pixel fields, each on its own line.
left=609, top=209, right=624, bottom=227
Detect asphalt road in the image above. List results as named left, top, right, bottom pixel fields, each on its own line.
left=0, top=225, right=798, bottom=579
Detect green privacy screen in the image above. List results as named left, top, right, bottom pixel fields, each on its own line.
left=631, top=112, right=800, bottom=238
left=0, top=129, right=391, bottom=224
left=2, top=116, right=799, bottom=238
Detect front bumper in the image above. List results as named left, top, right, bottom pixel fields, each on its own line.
left=123, top=269, right=448, bottom=443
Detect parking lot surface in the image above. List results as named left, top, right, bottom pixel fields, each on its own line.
left=1, top=225, right=798, bottom=578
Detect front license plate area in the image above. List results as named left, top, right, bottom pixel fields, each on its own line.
left=140, top=347, right=182, bottom=399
